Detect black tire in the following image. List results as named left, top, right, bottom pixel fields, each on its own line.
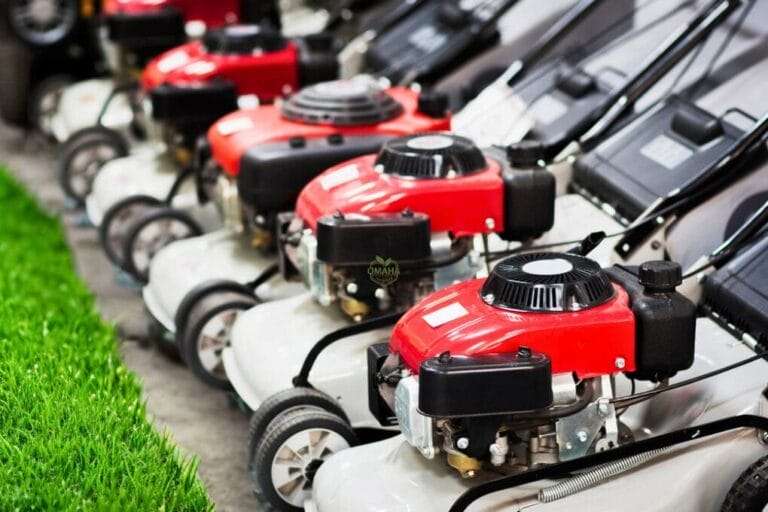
left=0, top=39, right=32, bottom=126
left=99, top=195, right=163, bottom=268
left=28, top=73, right=73, bottom=136
left=721, top=454, right=768, bottom=512
left=251, top=409, right=357, bottom=511
left=180, top=289, right=258, bottom=389
left=175, top=279, right=255, bottom=345
left=146, top=314, right=182, bottom=361
left=5, top=0, right=79, bottom=47
left=247, top=388, right=349, bottom=481
left=121, top=207, right=203, bottom=284
left=58, top=127, right=129, bottom=206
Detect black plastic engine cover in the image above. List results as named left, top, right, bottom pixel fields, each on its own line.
left=297, top=34, right=340, bottom=87
left=573, top=96, right=744, bottom=222
left=203, top=24, right=287, bottom=54
left=365, top=0, right=509, bottom=84
left=495, top=146, right=555, bottom=241
left=237, top=135, right=392, bottom=212
left=704, top=233, right=768, bottom=346
left=150, top=81, right=238, bottom=132
left=606, top=264, right=697, bottom=381
left=316, top=212, right=431, bottom=266
left=106, top=8, right=186, bottom=53
left=419, top=351, right=553, bottom=417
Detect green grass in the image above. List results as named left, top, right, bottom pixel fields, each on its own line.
left=0, top=169, right=212, bottom=511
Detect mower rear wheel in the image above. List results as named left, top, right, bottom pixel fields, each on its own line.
left=29, top=73, right=73, bottom=137
left=180, top=289, right=257, bottom=390
left=99, top=195, right=163, bottom=268
left=122, top=207, right=203, bottom=284
left=252, top=409, right=357, bottom=511
left=721, top=454, right=768, bottom=512
left=58, top=127, right=129, bottom=206
left=5, top=0, right=79, bottom=47
left=247, top=387, right=349, bottom=487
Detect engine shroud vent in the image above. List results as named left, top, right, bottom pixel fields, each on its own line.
left=280, top=80, right=404, bottom=126
left=481, top=252, right=614, bottom=312
left=375, top=134, right=487, bottom=179
left=203, top=24, right=287, bottom=55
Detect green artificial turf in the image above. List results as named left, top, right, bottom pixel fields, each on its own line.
left=0, top=169, right=212, bottom=511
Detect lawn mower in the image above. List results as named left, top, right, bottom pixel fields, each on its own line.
left=211, top=132, right=560, bottom=510
left=306, top=207, right=768, bottom=511
left=239, top=107, right=768, bottom=511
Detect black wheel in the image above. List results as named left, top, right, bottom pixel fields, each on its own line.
left=99, top=195, right=163, bottom=268
left=121, top=207, right=203, bottom=284
left=58, top=127, right=129, bottom=206
left=174, top=279, right=254, bottom=344
left=146, top=314, right=182, bottom=361
left=5, top=0, right=79, bottom=47
left=722, top=454, right=768, bottom=512
left=251, top=409, right=357, bottom=511
left=179, top=289, right=258, bottom=389
left=0, top=39, right=33, bottom=126
left=247, top=388, right=349, bottom=483
left=28, top=73, right=72, bottom=136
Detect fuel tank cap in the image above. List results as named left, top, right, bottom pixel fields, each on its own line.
left=375, top=134, right=487, bottom=179
left=280, top=79, right=404, bottom=126
left=204, top=24, right=287, bottom=54
left=481, top=252, right=615, bottom=312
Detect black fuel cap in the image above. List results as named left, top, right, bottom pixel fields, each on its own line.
left=203, top=24, right=287, bottom=54
left=375, top=134, right=487, bottom=179
left=280, top=79, right=404, bottom=126
left=418, top=91, right=449, bottom=118
left=639, top=261, right=683, bottom=293
left=481, top=252, right=615, bottom=312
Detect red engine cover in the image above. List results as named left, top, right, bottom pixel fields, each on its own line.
left=390, top=279, right=637, bottom=379
left=141, top=40, right=299, bottom=101
left=295, top=155, right=505, bottom=237
left=103, top=0, right=240, bottom=26
left=207, top=88, right=452, bottom=177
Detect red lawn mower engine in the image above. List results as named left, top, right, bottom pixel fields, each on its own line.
left=142, top=23, right=338, bottom=149
left=203, top=80, right=451, bottom=247
left=375, top=253, right=696, bottom=476
left=279, top=133, right=556, bottom=320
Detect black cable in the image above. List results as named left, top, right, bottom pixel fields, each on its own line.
left=611, top=349, right=768, bottom=409
left=244, top=263, right=280, bottom=292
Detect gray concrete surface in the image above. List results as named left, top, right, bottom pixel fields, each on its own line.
left=0, top=122, right=259, bottom=511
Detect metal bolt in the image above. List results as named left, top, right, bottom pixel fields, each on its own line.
left=374, top=288, right=388, bottom=300
left=576, top=430, right=588, bottom=443
left=598, top=399, right=610, bottom=417
left=760, top=431, right=768, bottom=445
left=615, top=357, right=626, bottom=369
left=485, top=218, right=495, bottom=230
left=456, top=437, right=470, bottom=450
left=482, top=293, right=495, bottom=305
left=346, top=282, right=359, bottom=295
left=374, top=164, right=385, bottom=174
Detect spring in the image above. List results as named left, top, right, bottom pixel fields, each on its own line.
left=538, top=449, right=667, bottom=503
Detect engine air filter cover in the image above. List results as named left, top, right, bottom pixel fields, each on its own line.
left=375, top=134, right=487, bottom=179
left=203, top=24, right=287, bottom=54
left=280, top=80, right=404, bottom=126
left=482, top=252, right=614, bottom=312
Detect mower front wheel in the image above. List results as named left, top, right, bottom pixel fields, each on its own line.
left=5, top=0, right=79, bottom=47
left=29, top=74, right=73, bottom=137
left=122, top=208, right=203, bottom=284
left=721, top=454, right=768, bottom=512
left=99, top=195, right=163, bottom=268
left=179, top=288, right=258, bottom=390
left=58, top=127, right=129, bottom=206
left=251, top=408, right=357, bottom=511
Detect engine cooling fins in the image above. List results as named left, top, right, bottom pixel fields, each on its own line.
left=280, top=80, right=405, bottom=126
left=203, top=24, right=287, bottom=54
left=481, top=252, right=615, bottom=312
left=375, top=134, right=487, bottom=179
